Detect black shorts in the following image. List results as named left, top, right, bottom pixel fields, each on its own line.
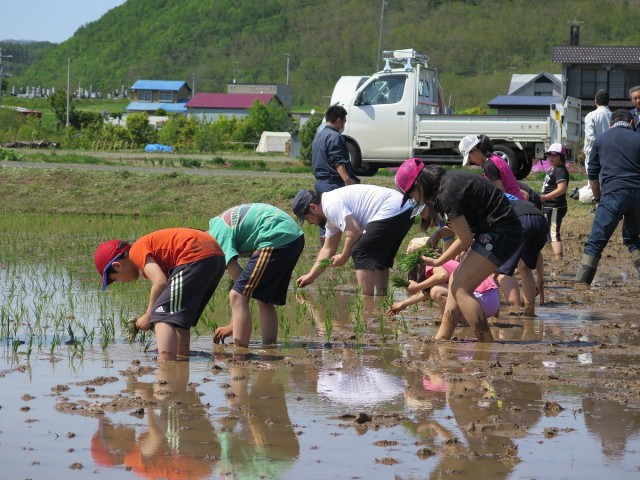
left=470, top=222, right=524, bottom=267
left=351, top=209, right=413, bottom=270
left=233, top=235, right=305, bottom=305
left=150, top=255, right=226, bottom=329
left=496, top=214, right=548, bottom=275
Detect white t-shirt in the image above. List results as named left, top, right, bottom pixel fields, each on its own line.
left=322, top=184, right=410, bottom=237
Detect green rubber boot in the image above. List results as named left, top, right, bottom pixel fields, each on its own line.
left=575, top=254, right=599, bottom=285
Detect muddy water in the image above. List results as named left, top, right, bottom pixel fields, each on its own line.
left=3, top=277, right=640, bottom=480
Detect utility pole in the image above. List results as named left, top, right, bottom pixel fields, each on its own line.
left=0, top=48, right=14, bottom=105
left=285, top=53, right=290, bottom=85
left=66, top=58, right=71, bottom=127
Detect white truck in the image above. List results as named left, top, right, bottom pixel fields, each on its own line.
left=331, top=49, right=581, bottom=179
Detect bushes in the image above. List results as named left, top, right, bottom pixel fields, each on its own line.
left=298, top=111, right=324, bottom=165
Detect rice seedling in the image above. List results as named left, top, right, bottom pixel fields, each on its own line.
left=279, top=308, right=291, bottom=342
left=390, top=275, right=410, bottom=289
left=396, top=247, right=438, bottom=274
left=318, top=258, right=333, bottom=269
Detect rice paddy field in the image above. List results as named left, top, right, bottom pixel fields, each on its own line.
left=2, top=163, right=640, bottom=479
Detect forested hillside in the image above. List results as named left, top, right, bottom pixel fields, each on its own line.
left=5, top=0, right=640, bottom=109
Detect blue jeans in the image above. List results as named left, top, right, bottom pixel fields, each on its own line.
left=315, top=180, right=343, bottom=239
left=583, top=189, right=640, bottom=259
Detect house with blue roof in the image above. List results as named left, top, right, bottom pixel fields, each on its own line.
left=488, top=73, right=562, bottom=115
left=126, top=80, right=192, bottom=114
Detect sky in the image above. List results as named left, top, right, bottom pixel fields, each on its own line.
left=1, top=0, right=128, bottom=43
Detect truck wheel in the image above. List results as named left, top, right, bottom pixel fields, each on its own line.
left=516, top=150, right=533, bottom=179
left=492, top=144, right=522, bottom=179
left=347, top=141, right=379, bottom=177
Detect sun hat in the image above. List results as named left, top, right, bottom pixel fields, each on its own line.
left=292, top=190, right=314, bottom=225
left=394, top=157, right=425, bottom=206
left=94, top=240, right=131, bottom=291
left=458, top=134, right=481, bottom=166
left=545, top=143, right=567, bottom=157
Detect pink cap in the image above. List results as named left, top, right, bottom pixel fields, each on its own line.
left=395, top=157, right=425, bottom=205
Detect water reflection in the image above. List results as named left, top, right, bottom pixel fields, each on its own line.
left=90, top=362, right=219, bottom=479
left=217, top=364, right=299, bottom=479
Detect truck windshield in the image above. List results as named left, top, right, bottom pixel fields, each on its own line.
left=359, top=75, right=406, bottom=105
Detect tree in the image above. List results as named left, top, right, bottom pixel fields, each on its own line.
left=298, top=111, right=323, bottom=165
left=126, top=112, right=157, bottom=146
left=49, top=89, right=74, bottom=128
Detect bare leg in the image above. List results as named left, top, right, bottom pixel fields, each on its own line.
left=230, top=290, right=253, bottom=348
left=551, top=240, right=563, bottom=259
left=497, top=273, right=521, bottom=312
left=355, top=269, right=375, bottom=296
left=448, top=251, right=496, bottom=343
left=518, top=260, right=537, bottom=316
left=154, top=322, right=179, bottom=361
left=175, top=327, right=191, bottom=359
left=257, top=300, right=278, bottom=345
left=430, top=285, right=448, bottom=310
left=374, top=268, right=390, bottom=296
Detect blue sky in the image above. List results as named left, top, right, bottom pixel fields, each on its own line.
left=1, top=0, right=127, bottom=43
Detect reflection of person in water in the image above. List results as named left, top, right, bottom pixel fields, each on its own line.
left=217, top=366, right=300, bottom=478
left=403, top=347, right=544, bottom=479
left=582, top=390, right=640, bottom=461
left=90, top=362, right=220, bottom=479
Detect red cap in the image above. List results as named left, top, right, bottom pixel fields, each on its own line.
left=94, top=240, right=130, bottom=291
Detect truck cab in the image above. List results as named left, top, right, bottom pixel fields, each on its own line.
left=335, top=49, right=443, bottom=176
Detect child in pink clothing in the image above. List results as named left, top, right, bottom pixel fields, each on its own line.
left=386, top=259, right=500, bottom=318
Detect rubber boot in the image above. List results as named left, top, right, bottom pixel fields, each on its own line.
left=575, top=254, right=599, bottom=285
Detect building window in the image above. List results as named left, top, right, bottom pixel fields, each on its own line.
left=138, top=90, right=152, bottom=102
left=581, top=69, right=607, bottom=98
left=158, top=90, right=173, bottom=102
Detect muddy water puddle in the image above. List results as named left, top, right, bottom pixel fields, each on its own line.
left=3, top=305, right=640, bottom=479
left=3, top=257, right=640, bottom=479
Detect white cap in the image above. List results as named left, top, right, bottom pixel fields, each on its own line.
left=458, top=135, right=480, bottom=166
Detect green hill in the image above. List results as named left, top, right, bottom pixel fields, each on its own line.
left=3, top=0, right=640, bottom=109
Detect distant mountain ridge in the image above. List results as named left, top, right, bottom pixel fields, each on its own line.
left=2, top=0, right=638, bottom=108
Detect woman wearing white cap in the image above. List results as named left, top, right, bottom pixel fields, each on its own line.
left=394, top=158, right=522, bottom=342
left=540, top=143, right=569, bottom=259
left=458, top=134, right=525, bottom=200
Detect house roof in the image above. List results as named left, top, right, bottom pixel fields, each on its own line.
left=553, top=46, right=640, bottom=64
left=185, top=93, right=277, bottom=109
left=487, top=95, right=561, bottom=108
left=131, top=80, right=190, bottom=91
left=125, top=101, right=188, bottom=113
left=508, top=72, right=561, bottom=95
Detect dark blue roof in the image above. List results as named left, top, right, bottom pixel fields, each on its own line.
left=488, top=95, right=561, bottom=107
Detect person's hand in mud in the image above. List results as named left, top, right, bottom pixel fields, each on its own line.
left=296, top=272, right=315, bottom=288
left=386, top=301, right=406, bottom=316
left=213, top=323, right=233, bottom=344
